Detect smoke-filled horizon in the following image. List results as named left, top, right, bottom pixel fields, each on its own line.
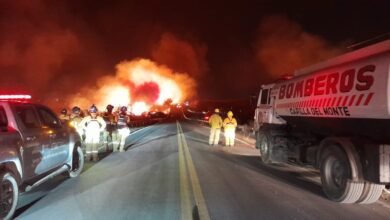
left=0, top=0, right=388, bottom=110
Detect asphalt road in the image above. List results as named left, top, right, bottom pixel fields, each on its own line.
left=15, top=121, right=390, bottom=220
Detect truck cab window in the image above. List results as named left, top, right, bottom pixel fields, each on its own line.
left=260, top=89, right=269, bottom=105
left=15, top=106, right=41, bottom=129
left=37, top=107, right=61, bottom=128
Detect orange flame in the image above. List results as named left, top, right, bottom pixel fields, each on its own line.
left=131, top=101, right=149, bottom=115
left=67, top=59, right=196, bottom=115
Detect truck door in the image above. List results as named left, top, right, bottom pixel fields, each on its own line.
left=255, top=88, right=272, bottom=126
left=13, top=104, right=46, bottom=179
left=36, top=106, right=69, bottom=170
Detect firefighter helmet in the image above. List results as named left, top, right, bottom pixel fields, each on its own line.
left=61, top=108, right=67, bottom=115
left=106, top=104, right=114, bottom=111
left=120, top=106, right=127, bottom=113
left=227, top=111, right=233, bottom=117
left=89, top=104, right=98, bottom=113
left=72, top=106, right=81, bottom=114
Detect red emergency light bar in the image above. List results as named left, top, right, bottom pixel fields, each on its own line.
left=0, top=94, right=32, bottom=100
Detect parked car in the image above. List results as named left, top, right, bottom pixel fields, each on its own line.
left=0, top=95, right=84, bottom=219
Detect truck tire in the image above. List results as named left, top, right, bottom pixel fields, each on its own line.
left=385, top=185, right=390, bottom=194
left=0, top=172, right=18, bottom=220
left=258, top=131, right=273, bottom=164
left=255, top=131, right=261, bottom=149
left=320, top=144, right=364, bottom=203
left=68, top=145, right=84, bottom=178
left=357, top=182, right=384, bottom=204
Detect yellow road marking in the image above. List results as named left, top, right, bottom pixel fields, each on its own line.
left=177, top=121, right=211, bottom=220
left=177, top=122, right=192, bottom=220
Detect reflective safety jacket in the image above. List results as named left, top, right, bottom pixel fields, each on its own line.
left=69, top=115, right=84, bottom=136
left=116, top=113, right=130, bottom=129
left=102, top=112, right=116, bottom=131
left=209, top=113, right=223, bottom=129
left=69, top=115, right=83, bottom=128
left=223, top=117, right=237, bottom=130
left=80, top=116, right=106, bottom=137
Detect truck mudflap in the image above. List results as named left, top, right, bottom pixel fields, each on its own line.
left=379, top=145, right=390, bottom=183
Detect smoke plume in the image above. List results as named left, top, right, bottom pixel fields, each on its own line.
left=0, top=1, right=205, bottom=112
left=152, top=33, right=208, bottom=78
left=0, top=1, right=81, bottom=93
left=256, top=15, right=346, bottom=78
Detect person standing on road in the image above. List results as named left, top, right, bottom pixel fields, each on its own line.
left=102, top=104, right=117, bottom=152
left=69, top=106, right=84, bottom=140
left=59, top=108, right=70, bottom=123
left=80, top=104, right=106, bottom=161
left=223, top=111, right=237, bottom=147
left=114, top=106, right=130, bottom=152
left=208, top=108, right=223, bottom=146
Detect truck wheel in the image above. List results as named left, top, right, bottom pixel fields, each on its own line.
left=255, top=131, right=261, bottom=149
left=357, top=182, right=384, bottom=204
left=0, top=172, right=18, bottom=220
left=258, top=132, right=273, bottom=164
left=385, top=185, right=390, bottom=194
left=68, top=145, right=84, bottom=178
left=320, top=145, right=364, bottom=203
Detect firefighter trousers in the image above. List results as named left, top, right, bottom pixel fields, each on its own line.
left=103, top=129, right=118, bottom=151
left=209, top=128, right=221, bottom=145
left=85, top=133, right=100, bottom=161
left=114, top=127, right=129, bottom=152
left=224, top=128, right=235, bottom=146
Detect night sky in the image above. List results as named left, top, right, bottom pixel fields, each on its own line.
left=0, top=0, right=389, bottom=105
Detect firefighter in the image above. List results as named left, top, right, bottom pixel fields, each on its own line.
left=223, top=111, right=237, bottom=147
left=208, top=108, right=223, bottom=146
left=114, top=106, right=130, bottom=152
left=59, top=108, right=70, bottom=123
left=80, top=105, right=106, bottom=161
left=102, top=104, right=117, bottom=152
left=69, top=106, right=84, bottom=139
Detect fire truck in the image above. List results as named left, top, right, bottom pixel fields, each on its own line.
left=254, top=39, right=390, bottom=204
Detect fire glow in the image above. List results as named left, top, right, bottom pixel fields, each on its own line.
left=132, top=102, right=149, bottom=116
left=68, top=59, right=196, bottom=115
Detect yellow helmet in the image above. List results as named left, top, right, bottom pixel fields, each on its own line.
left=215, top=108, right=220, bottom=113
left=227, top=111, right=233, bottom=117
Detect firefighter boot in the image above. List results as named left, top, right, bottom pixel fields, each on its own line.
left=85, top=143, right=92, bottom=161
left=119, top=135, right=126, bottom=152
left=93, top=153, right=99, bottom=162
left=103, top=131, right=111, bottom=152
left=92, top=143, right=99, bottom=162
left=119, top=143, right=125, bottom=152
left=112, top=133, right=119, bottom=152
left=113, top=142, right=118, bottom=152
